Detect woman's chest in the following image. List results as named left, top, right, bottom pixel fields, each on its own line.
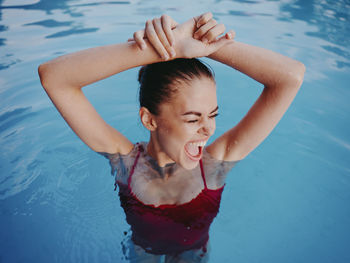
left=129, top=169, right=205, bottom=207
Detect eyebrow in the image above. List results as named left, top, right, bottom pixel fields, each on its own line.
left=182, top=106, right=219, bottom=117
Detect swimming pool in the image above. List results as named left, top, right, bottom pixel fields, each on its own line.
left=1, top=0, right=349, bottom=262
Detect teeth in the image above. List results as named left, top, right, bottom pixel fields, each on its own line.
left=189, top=141, right=207, bottom=147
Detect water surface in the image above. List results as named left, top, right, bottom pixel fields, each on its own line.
left=1, top=0, right=349, bottom=262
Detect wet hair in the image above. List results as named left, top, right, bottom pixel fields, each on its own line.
left=138, top=58, right=215, bottom=115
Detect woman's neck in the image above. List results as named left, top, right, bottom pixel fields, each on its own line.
left=147, top=136, right=175, bottom=168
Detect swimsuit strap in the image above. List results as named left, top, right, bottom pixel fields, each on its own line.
left=199, top=159, right=208, bottom=190
left=114, top=143, right=143, bottom=190
left=127, top=143, right=143, bottom=186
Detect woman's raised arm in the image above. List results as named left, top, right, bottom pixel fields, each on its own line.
left=127, top=12, right=304, bottom=162
left=206, top=40, right=306, bottom=161
left=38, top=14, right=185, bottom=154
left=38, top=42, right=164, bottom=154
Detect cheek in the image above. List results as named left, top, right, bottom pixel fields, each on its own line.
left=158, top=122, right=194, bottom=147
left=157, top=120, right=183, bottom=142
left=178, top=123, right=199, bottom=138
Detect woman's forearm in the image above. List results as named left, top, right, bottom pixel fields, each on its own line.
left=208, top=41, right=305, bottom=89
left=38, top=41, right=162, bottom=90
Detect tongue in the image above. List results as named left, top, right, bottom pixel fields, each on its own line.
left=185, top=143, right=199, bottom=157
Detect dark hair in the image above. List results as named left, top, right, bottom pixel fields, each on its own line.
left=138, top=58, right=214, bottom=115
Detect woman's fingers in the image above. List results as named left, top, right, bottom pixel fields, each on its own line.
left=145, top=19, right=170, bottom=60
left=133, top=30, right=146, bottom=50
left=194, top=12, right=232, bottom=45
left=153, top=17, right=176, bottom=59
left=194, top=18, right=218, bottom=41
left=217, top=30, right=235, bottom=42
left=195, top=12, right=213, bottom=28
left=226, top=30, right=236, bottom=40
left=161, top=14, right=178, bottom=46
left=131, top=15, right=178, bottom=60
left=201, top=23, right=226, bottom=43
left=207, top=30, right=235, bottom=53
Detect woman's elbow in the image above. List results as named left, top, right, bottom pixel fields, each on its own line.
left=38, top=62, right=51, bottom=90
left=296, top=61, right=306, bottom=83
left=285, top=61, right=306, bottom=89
left=38, top=60, right=61, bottom=92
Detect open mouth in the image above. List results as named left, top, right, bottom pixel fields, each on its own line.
left=184, top=140, right=207, bottom=161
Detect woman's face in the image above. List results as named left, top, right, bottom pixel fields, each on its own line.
left=152, top=76, right=218, bottom=170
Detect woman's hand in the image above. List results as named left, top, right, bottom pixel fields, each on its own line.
left=130, top=12, right=235, bottom=60
left=175, top=12, right=235, bottom=58
left=130, top=14, right=178, bottom=60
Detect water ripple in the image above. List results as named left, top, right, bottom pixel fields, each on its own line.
left=0, top=153, right=42, bottom=200
left=46, top=26, right=99, bottom=38
left=0, top=107, right=36, bottom=133
left=24, top=19, right=73, bottom=28
left=229, top=10, right=273, bottom=17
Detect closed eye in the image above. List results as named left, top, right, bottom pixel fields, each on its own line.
left=187, top=119, right=199, bottom=123
left=186, top=113, right=218, bottom=123
left=210, top=113, right=219, bottom=118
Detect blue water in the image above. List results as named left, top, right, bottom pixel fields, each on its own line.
left=1, top=0, right=349, bottom=262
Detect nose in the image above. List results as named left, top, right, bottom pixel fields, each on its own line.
left=198, top=119, right=215, bottom=136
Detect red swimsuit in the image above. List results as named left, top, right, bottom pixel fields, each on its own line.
left=117, top=144, right=225, bottom=255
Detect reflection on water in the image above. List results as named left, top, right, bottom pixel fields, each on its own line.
left=280, top=0, right=350, bottom=69
left=280, top=0, right=349, bottom=44
left=1, top=0, right=129, bottom=15
left=0, top=107, right=35, bottom=133
left=228, top=10, right=273, bottom=17
left=0, top=0, right=349, bottom=262
left=24, top=19, right=73, bottom=28
left=0, top=0, right=130, bottom=69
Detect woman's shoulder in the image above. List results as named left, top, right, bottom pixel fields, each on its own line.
left=203, top=147, right=239, bottom=165
left=99, top=142, right=142, bottom=160
left=201, top=147, right=240, bottom=188
left=98, top=142, right=144, bottom=175
left=202, top=147, right=239, bottom=175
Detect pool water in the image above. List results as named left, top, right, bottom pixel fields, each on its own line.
left=1, top=0, right=349, bottom=262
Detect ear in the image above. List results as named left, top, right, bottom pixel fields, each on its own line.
left=139, top=107, right=157, bottom=131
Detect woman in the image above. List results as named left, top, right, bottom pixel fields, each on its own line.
left=38, top=12, right=305, bottom=262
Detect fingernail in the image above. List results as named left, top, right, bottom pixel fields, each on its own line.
left=170, top=49, right=176, bottom=58
left=163, top=54, right=169, bottom=60
left=141, top=43, right=146, bottom=50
